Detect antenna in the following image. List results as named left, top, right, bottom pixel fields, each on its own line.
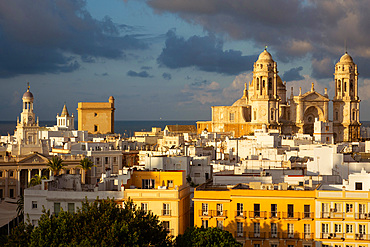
left=345, top=39, right=347, bottom=53
left=27, top=82, right=30, bottom=90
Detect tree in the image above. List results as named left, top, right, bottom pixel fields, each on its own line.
left=47, top=156, right=65, bottom=176
left=28, top=174, right=47, bottom=187
left=175, top=227, right=242, bottom=247
left=6, top=199, right=172, bottom=247
left=16, top=195, right=24, bottom=217
left=79, top=157, right=95, bottom=184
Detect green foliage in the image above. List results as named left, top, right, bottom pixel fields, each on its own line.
left=5, top=221, right=33, bottom=246
left=175, top=227, right=242, bottom=247
left=6, top=199, right=172, bottom=247
left=28, top=174, right=47, bottom=187
left=79, top=157, right=95, bottom=171
left=47, top=156, right=65, bottom=176
left=16, top=195, right=24, bottom=217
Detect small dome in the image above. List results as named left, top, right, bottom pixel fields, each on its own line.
left=60, top=104, right=69, bottom=117
left=23, top=86, right=34, bottom=99
left=232, top=97, right=248, bottom=106
left=339, top=52, right=353, bottom=63
left=257, top=49, right=274, bottom=63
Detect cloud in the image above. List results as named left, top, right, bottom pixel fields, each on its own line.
left=157, top=30, right=257, bottom=75
left=94, top=72, right=109, bottom=77
left=141, top=66, right=152, bottom=70
left=180, top=78, right=223, bottom=105
left=0, top=0, right=147, bottom=78
left=127, top=70, right=153, bottom=78
left=145, top=0, right=370, bottom=78
left=312, top=57, right=334, bottom=79
left=162, top=72, right=172, bottom=80
left=282, top=66, right=304, bottom=81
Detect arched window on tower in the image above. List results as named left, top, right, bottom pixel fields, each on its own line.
left=342, top=66, right=344, bottom=71
left=268, top=78, right=272, bottom=90
left=263, top=80, right=265, bottom=88
left=350, top=80, right=353, bottom=92
left=344, top=81, right=347, bottom=92
left=352, top=111, right=356, bottom=121
left=256, top=78, right=259, bottom=90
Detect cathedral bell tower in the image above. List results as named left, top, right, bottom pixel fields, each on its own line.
left=20, top=83, right=36, bottom=126
left=249, top=48, right=280, bottom=127
left=333, top=52, right=361, bottom=142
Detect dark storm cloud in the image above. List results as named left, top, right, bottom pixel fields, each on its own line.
left=0, top=0, right=147, bottom=78
left=162, top=72, right=172, bottom=80
left=141, top=66, right=153, bottom=70
left=282, top=66, right=304, bottom=81
left=157, top=30, right=257, bottom=75
left=127, top=70, right=153, bottom=78
left=145, top=0, right=370, bottom=78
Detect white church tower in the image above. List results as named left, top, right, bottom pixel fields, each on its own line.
left=56, top=104, right=74, bottom=130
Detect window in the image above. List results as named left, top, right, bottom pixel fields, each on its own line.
left=163, top=203, right=170, bottom=216
left=254, top=245, right=260, bottom=247
left=217, top=203, right=223, bottom=216
left=334, top=203, right=342, bottom=212
left=9, top=189, right=14, bottom=198
left=229, top=113, right=235, bottom=122
left=142, top=179, right=155, bottom=189
left=271, top=223, right=277, bottom=237
left=32, top=201, right=37, bottom=209
left=322, top=203, right=330, bottom=217
left=217, top=220, right=223, bottom=230
left=304, top=205, right=311, bottom=218
left=68, top=203, right=75, bottom=213
left=202, top=203, right=208, bottom=216
left=346, top=203, right=353, bottom=213
left=0, top=171, right=2, bottom=177
left=322, top=223, right=329, bottom=234
left=334, top=224, right=342, bottom=233
left=359, top=224, right=366, bottom=234
left=336, top=111, right=339, bottom=121
left=304, top=224, right=311, bottom=238
left=167, top=180, right=174, bottom=188
left=355, top=182, right=363, bottom=190
left=94, top=113, right=98, bottom=117
left=54, top=202, right=61, bottom=216
left=271, top=245, right=278, bottom=247
left=94, top=125, right=98, bottom=132
left=113, top=157, right=117, bottom=164
left=353, top=111, right=356, bottom=121
left=325, top=126, right=329, bottom=131
left=163, top=221, right=170, bottom=232
left=105, top=157, right=109, bottom=164
left=96, top=158, right=100, bottom=165
left=346, top=224, right=353, bottom=233
left=202, top=220, right=208, bottom=228
left=194, top=173, right=200, bottom=177
left=237, top=203, right=244, bottom=216
left=141, top=203, right=148, bottom=213
left=237, top=222, right=243, bottom=237
left=9, top=171, right=13, bottom=177
left=254, top=204, right=260, bottom=217
left=359, top=204, right=366, bottom=215
left=254, top=111, right=256, bottom=120
left=288, top=223, right=294, bottom=235
left=288, top=204, right=294, bottom=218
left=271, top=204, right=277, bottom=217
left=254, top=222, right=260, bottom=234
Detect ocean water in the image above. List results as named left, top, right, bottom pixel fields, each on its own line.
left=0, top=120, right=198, bottom=137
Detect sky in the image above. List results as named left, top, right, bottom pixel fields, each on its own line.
left=1, top=0, right=370, bottom=121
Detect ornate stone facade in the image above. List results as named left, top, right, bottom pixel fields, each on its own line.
left=197, top=49, right=360, bottom=142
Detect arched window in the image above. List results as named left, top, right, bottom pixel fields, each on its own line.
left=256, top=78, right=259, bottom=90
left=350, top=80, right=353, bottom=92
left=342, top=66, right=344, bottom=71
left=353, top=111, right=355, bottom=121
left=263, top=80, right=265, bottom=88
left=268, top=78, right=272, bottom=90
left=344, top=81, right=347, bottom=92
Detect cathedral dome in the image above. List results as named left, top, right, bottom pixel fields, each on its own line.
left=257, top=49, right=274, bottom=63
left=339, top=52, right=353, bottom=63
left=23, top=87, right=33, bottom=100
left=232, top=97, right=248, bottom=106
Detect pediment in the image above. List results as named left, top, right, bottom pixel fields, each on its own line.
left=300, top=91, right=329, bottom=102
left=18, top=153, right=49, bottom=164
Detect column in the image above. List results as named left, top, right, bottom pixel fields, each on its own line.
left=324, top=102, right=329, bottom=122
left=4, top=170, right=8, bottom=198
left=38, top=169, right=42, bottom=177
left=27, top=169, right=31, bottom=185
left=16, top=169, right=21, bottom=197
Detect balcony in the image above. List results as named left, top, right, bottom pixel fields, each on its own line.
left=249, top=211, right=268, bottom=219
left=355, top=213, right=370, bottom=220
left=302, top=212, right=314, bottom=219
left=355, top=234, right=370, bottom=240
left=301, top=233, right=314, bottom=240
left=330, top=211, right=345, bottom=219
left=281, top=232, right=300, bottom=239
left=281, top=212, right=300, bottom=220
left=269, top=232, right=279, bottom=239
left=198, top=210, right=228, bottom=218
left=269, top=211, right=281, bottom=219
left=235, top=211, right=247, bottom=218
left=248, top=232, right=266, bottom=239
left=162, top=209, right=171, bottom=216
left=235, top=231, right=246, bottom=239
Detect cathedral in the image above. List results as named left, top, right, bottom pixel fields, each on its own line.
left=197, top=49, right=361, bottom=142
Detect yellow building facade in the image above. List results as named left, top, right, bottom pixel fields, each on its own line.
left=194, top=184, right=370, bottom=247
left=124, top=170, right=191, bottom=236
left=77, top=96, right=115, bottom=134
left=316, top=189, right=370, bottom=247
left=194, top=183, right=315, bottom=247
